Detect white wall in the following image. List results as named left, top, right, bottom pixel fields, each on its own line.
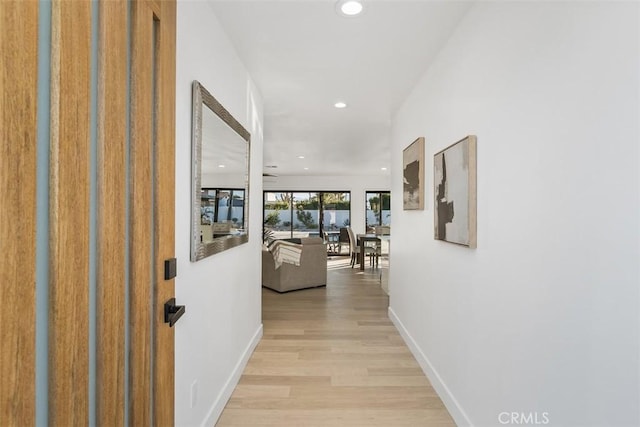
left=390, top=2, right=639, bottom=426
left=264, top=174, right=390, bottom=235
left=175, top=2, right=264, bottom=425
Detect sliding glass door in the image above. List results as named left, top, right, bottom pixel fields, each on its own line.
left=264, top=192, right=293, bottom=240
left=321, top=192, right=350, bottom=231
left=292, top=192, right=319, bottom=237
left=264, top=191, right=350, bottom=239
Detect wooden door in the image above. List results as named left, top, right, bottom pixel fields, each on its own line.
left=1, top=0, right=176, bottom=425
left=0, top=1, right=38, bottom=424
left=129, top=0, right=177, bottom=425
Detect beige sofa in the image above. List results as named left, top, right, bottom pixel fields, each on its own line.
left=262, top=237, right=327, bottom=292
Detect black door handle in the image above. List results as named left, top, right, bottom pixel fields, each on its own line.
left=164, top=298, right=185, bottom=327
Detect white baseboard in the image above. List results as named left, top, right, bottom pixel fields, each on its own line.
left=201, top=323, right=263, bottom=427
left=388, top=307, right=472, bottom=427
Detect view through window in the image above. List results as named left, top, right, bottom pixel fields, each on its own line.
left=263, top=191, right=350, bottom=240
left=365, top=191, right=391, bottom=232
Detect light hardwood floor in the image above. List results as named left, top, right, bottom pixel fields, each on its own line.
left=217, top=256, right=455, bottom=426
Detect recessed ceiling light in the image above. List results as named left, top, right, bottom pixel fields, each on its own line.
left=218, top=164, right=225, bottom=168
left=298, top=155, right=305, bottom=159
left=304, top=167, right=309, bottom=170
left=334, top=102, right=347, bottom=109
left=381, top=167, right=387, bottom=171
left=337, top=0, right=363, bottom=16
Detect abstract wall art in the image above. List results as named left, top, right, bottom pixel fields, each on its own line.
left=402, top=137, right=425, bottom=210
left=434, top=135, right=477, bottom=248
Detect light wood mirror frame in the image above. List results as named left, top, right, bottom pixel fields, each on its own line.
left=191, top=80, right=250, bottom=261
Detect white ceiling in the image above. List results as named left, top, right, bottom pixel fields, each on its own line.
left=209, top=0, right=473, bottom=177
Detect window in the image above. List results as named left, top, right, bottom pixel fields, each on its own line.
left=365, top=191, right=390, bottom=232
left=264, top=191, right=350, bottom=240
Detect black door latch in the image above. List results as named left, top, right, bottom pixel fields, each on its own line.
left=164, top=298, right=185, bottom=327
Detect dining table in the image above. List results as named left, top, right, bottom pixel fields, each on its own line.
left=356, top=233, right=381, bottom=271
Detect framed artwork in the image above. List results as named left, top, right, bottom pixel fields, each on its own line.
left=402, top=137, right=425, bottom=210
left=434, top=135, right=477, bottom=248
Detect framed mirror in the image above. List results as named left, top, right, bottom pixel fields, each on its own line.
left=191, top=80, right=250, bottom=261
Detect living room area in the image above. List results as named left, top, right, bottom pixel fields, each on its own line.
left=261, top=185, right=391, bottom=294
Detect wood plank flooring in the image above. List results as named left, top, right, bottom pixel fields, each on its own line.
left=217, top=257, right=455, bottom=426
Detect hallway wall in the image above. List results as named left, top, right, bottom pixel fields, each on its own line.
left=175, top=2, right=264, bottom=425
left=389, top=2, right=639, bottom=426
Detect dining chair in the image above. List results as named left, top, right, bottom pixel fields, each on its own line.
left=366, top=239, right=381, bottom=268
left=323, top=231, right=338, bottom=254
left=338, top=227, right=350, bottom=255
left=362, top=233, right=381, bottom=268
left=346, top=227, right=376, bottom=268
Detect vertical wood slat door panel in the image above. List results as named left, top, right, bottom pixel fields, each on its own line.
left=97, top=1, right=127, bottom=425
left=130, top=1, right=154, bottom=425
left=48, top=0, right=92, bottom=425
left=0, top=1, right=38, bottom=425
left=154, top=0, right=177, bottom=424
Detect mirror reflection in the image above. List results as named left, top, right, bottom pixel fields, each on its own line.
left=199, top=188, right=245, bottom=242
left=191, top=80, right=250, bottom=261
